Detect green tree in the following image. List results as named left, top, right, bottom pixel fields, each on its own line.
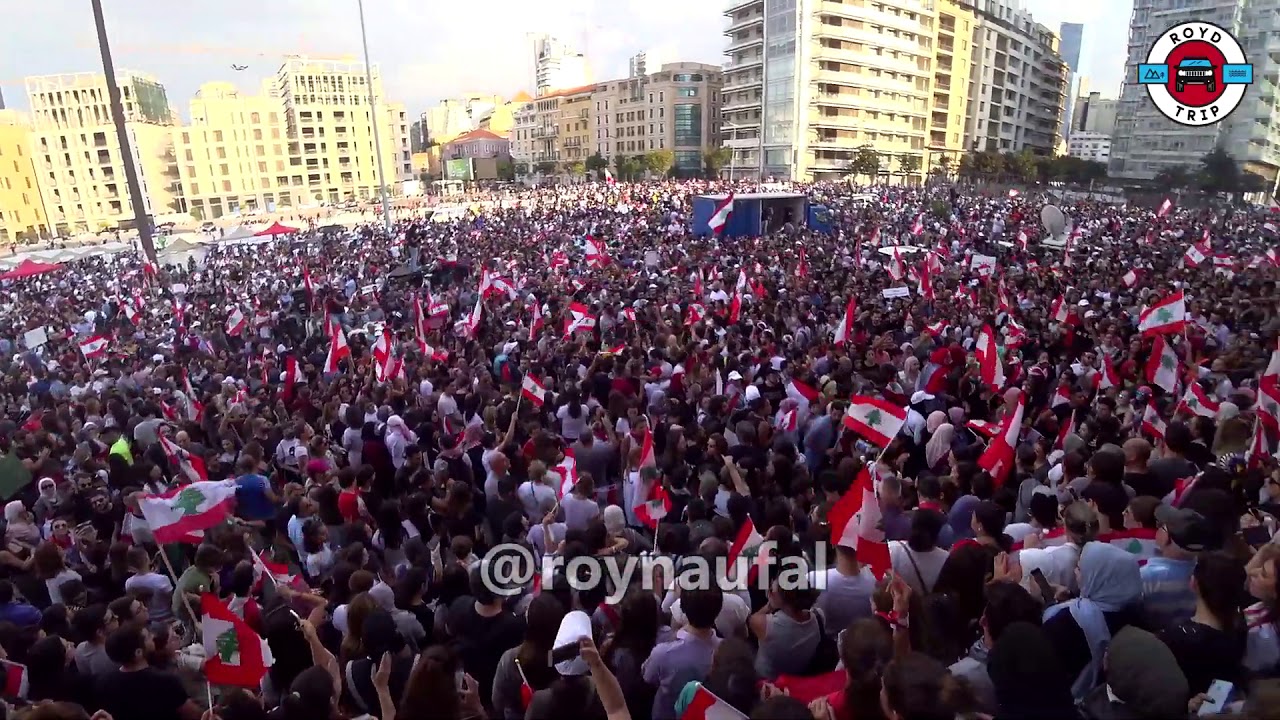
left=1242, top=171, right=1267, bottom=194
left=534, top=161, right=557, bottom=176
left=496, top=159, right=515, bottom=182
left=566, top=161, right=586, bottom=179
left=613, top=154, right=627, bottom=180
left=1005, top=150, right=1038, bottom=182
left=704, top=147, right=733, bottom=177
left=646, top=150, right=675, bottom=176
left=850, top=145, right=880, bottom=183
left=1081, top=160, right=1108, bottom=184
left=957, top=154, right=976, bottom=179
left=973, top=151, right=1004, bottom=178
left=933, top=155, right=952, bottom=178
left=1153, top=164, right=1193, bottom=189
left=585, top=153, right=608, bottom=174
left=899, top=154, right=922, bottom=184
left=513, top=162, right=529, bottom=177
left=1198, top=147, right=1240, bottom=193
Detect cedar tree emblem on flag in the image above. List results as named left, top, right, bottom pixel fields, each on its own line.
left=216, top=628, right=239, bottom=663
left=173, top=486, right=206, bottom=517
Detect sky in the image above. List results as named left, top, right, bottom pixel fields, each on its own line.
left=1, top=0, right=1130, bottom=119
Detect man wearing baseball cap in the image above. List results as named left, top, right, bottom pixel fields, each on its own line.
left=1141, top=505, right=1220, bottom=631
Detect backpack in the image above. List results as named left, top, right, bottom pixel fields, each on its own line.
left=804, top=610, right=839, bottom=676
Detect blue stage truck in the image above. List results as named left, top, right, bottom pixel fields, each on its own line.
left=690, top=192, right=811, bottom=238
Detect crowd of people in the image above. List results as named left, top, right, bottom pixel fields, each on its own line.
left=0, top=177, right=1276, bottom=720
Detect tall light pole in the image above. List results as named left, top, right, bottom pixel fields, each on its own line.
left=90, top=0, right=156, bottom=262
left=356, top=0, right=393, bottom=232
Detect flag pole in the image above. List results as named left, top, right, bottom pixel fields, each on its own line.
left=157, top=543, right=201, bottom=639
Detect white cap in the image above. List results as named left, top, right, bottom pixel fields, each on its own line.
left=728, top=370, right=743, bottom=381
left=553, top=611, right=592, bottom=676
left=744, top=385, right=761, bottom=402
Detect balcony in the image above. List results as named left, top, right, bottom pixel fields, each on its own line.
left=723, top=136, right=760, bottom=149
left=723, top=75, right=763, bottom=94
left=727, top=34, right=764, bottom=53
left=724, top=55, right=764, bottom=72
left=818, top=1, right=925, bottom=36
left=725, top=11, right=764, bottom=33
left=725, top=0, right=761, bottom=13
left=723, top=96, right=763, bottom=112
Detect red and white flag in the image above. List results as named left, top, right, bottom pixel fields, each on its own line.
left=1146, top=335, right=1180, bottom=394
left=201, top=593, right=274, bottom=688
left=1184, top=240, right=1210, bottom=268
left=1050, top=295, right=1073, bottom=325
left=584, top=235, right=610, bottom=267
left=225, top=307, right=246, bottom=336
left=121, top=300, right=140, bottom=324
left=1258, top=382, right=1280, bottom=434
left=528, top=299, right=544, bottom=337
left=708, top=194, right=735, bottom=235
left=887, top=247, right=905, bottom=282
left=1157, top=197, right=1172, bottom=218
left=975, top=325, right=1006, bottom=391
left=1122, top=269, right=1139, bottom=288
left=967, top=419, right=1000, bottom=438
left=563, top=301, right=597, bottom=337
left=911, top=214, right=924, bottom=236
left=521, top=374, right=547, bottom=407
left=324, top=328, right=350, bottom=373
left=634, top=483, right=671, bottom=529
left=78, top=335, right=109, bottom=360
left=827, top=469, right=891, bottom=578
left=1097, top=355, right=1121, bottom=392
left=842, top=396, right=907, bottom=448
left=1051, top=385, right=1072, bottom=409
left=457, top=296, right=483, bottom=339
left=727, top=517, right=763, bottom=568
left=978, top=390, right=1025, bottom=487
left=1177, top=383, right=1220, bottom=418
left=1142, top=404, right=1167, bottom=440
left=160, top=434, right=209, bottom=483
left=637, top=425, right=656, bottom=468
left=786, top=378, right=820, bottom=407
left=1138, top=291, right=1186, bottom=336
left=1017, top=230, right=1028, bottom=251
left=139, top=479, right=236, bottom=544
left=681, top=684, right=747, bottom=720
left=833, top=296, right=856, bottom=346
left=728, top=290, right=742, bottom=324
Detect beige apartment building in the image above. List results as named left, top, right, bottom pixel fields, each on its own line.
left=0, top=110, right=49, bottom=243
left=25, top=71, right=179, bottom=234
left=722, top=0, right=1018, bottom=181
left=510, top=84, right=594, bottom=170
left=275, top=56, right=412, bottom=206
left=589, top=62, right=723, bottom=174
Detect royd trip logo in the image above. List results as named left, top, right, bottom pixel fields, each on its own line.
left=1137, top=21, right=1253, bottom=126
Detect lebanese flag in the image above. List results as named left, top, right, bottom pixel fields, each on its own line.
left=708, top=194, right=735, bottom=235
left=925, top=320, right=948, bottom=338
left=1050, top=295, right=1072, bottom=324
left=911, top=214, right=924, bottom=236
left=686, top=303, right=707, bottom=325
left=638, top=425, right=656, bottom=468
left=558, top=448, right=583, bottom=499
left=602, top=343, right=627, bottom=356
left=139, top=479, right=236, bottom=544
left=975, top=325, right=1005, bottom=391
left=978, top=390, right=1025, bottom=487
left=1142, top=404, right=1167, bottom=440
left=786, top=378, right=820, bottom=406
left=917, top=259, right=935, bottom=301
left=251, top=550, right=305, bottom=594
left=1101, top=527, right=1159, bottom=565
left=635, top=482, right=671, bottom=529
left=226, top=307, right=247, bottom=336
left=1258, top=382, right=1280, bottom=434
left=529, top=299, right=545, bottom=337
left=681, top=684, right=747, bottom=720
left=372, top=328, right=393, bottom=369
left=728, top=517, right=763, bottom=568
left=1184, top=241, right=1209, bottom=268
left=1249, top=418, right=1271, bottom=468
left=887, top=247, right=905, bottom=282
left=457, top=296, right=483, bottom=338
left=1097, top=355, right=1121, bottom=392
left=584, top=235, right=610, bottom=267
left=521, top=374, right=547, bottom=407
left=563, top=301, right=597, bottom=337
left=1054, top=409, right=1076, bottom=450
left=833, top=296, right=856, bottom=345
left=797, top=246, right=809, bottom=278
left=121, top=300, right=140, bottom=324
left=1177, top=383, right=1220, bottom=418
left=1146, top=335, right=1179, bottom=393
left=996, top=284, right=1012, bottom=314
left=1051, top=385, right=1071, bottom=409
left=302, top=265, right=314, bottom=300
left=729, top=290, right=742, bottom=324
left=1157, top=197, right=1172, bottom=217
left=1261, top=337, right=1280, bottom=394
left=693, top=268, right=705, bottom=297
left=827, top=469, right=891, bottom=579
left=1122, top=269, right=1139, bottom=287
left=324, top=328, right=350, bottom=373
left=202, top=594, right=274, bottom=688
left=79, top=335, right=109, bottom=360
left=1010, top=526, right=1070, bottom=552
left=778, top=408, right=798, bottom=432
left=160, top=435, right=208, bottom=483
left=1017, top=230, right=1028, bottom=252
left=842, top=395, right=907, bottom=448
left=181, top=371, right=204, bottom=423
left=323, top=311, right=341, bottom=339
left=1138, top=291, right=1186, bottom=336
left=967, top=419, right=1000, bottom=438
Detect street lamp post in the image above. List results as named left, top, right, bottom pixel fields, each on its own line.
left=90, top=0, right=156, bottom=263
left=356, top=0, right=393, bottom=232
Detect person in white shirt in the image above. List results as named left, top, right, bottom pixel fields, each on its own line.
left=517, top=461, right=558, bottom=521
left=1016, top=500, right=1099, bottom=595
left=556, top=389, right=590, bottom=441
left=808, top=546, right=877, bottom=635
left=888, top=510, right=951, bottom=596
left=384, top=415, right=417, bottom=470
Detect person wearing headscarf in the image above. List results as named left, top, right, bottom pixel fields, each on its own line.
left=1079, top=626, right=1190, bottom=719
left=4, top=500, right=40, bottom=549
left=986, top=622, right=1077, bottom=720
left=384, top=415, right=418, bottom=471
left=925, top=423, right=955, bottom=473
left=1041, top=541, right=1144, bottom=701
left=946, top=495, right=980, bottom=547
left=901, top=355, right=922, bottom=391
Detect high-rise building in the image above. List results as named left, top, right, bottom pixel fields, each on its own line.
left=173, top=80, right=296, bottom=219
left=531, top=34, right=590, bottom=97
left=1058, top=22, right=1084, bottom=139
left=25, top=71, right=179, bottom=234
left=1110, top=0, right=1280, bottom=184
left=0, top=110, right=49, bottom=242
left=0, top=88, right=6, bottom=110
left=720, top=0, right=981, bottom=181
left=275, top=56, right=411, bottom=205
left=590, top=62, right=723, bottom=174
left=1073, top=91, right=1117, bottom=135
left=629, top=50, right=673, bottom=78
left=963, top=0, right=1069, bottom=156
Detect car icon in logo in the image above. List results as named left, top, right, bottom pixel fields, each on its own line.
left=1175, top=58, right=1216, bottom=93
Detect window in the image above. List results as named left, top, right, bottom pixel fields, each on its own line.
left=675, top=150, right=701, bottom=169
left=678, top=88, right=698, bottom=97
left=674, top=104, right=702, bottom=146
left=672, top=74, right=704, bottom=82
